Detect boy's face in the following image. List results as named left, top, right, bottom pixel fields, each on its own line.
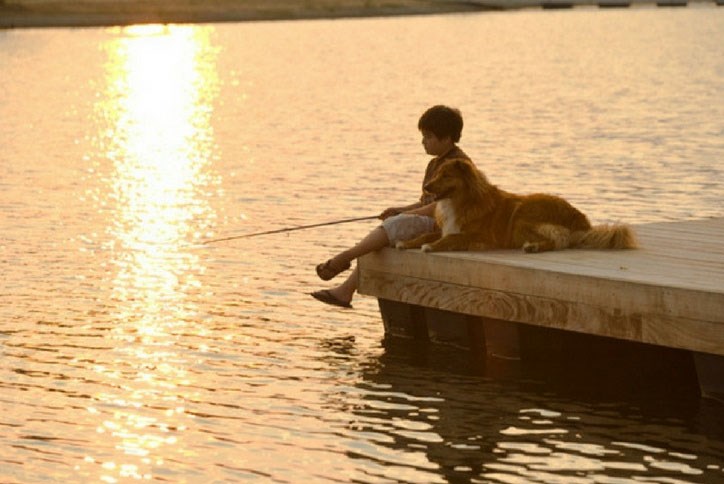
left=421, top=130, right=453, bottom=156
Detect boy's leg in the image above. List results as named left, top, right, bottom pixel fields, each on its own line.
left=321, top=214, right=435, bottom=272
left=317, top=225, right=389, bottom=281
left=327, top=226, right=389, bottom=269
left=312, top=215, right=435, bottom=307
left=310, top=266, right=359, bottom=307
left=313, top=225, right=388, bottom=305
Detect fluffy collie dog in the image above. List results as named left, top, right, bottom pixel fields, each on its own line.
left=397, top=158, right=638, bottom=253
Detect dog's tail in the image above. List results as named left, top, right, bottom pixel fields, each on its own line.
left=571, top=224, right=638, bottom=250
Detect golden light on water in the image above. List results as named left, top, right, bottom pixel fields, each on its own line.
left=88, top=24, right=219, bottom=481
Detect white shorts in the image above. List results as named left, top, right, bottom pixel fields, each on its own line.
left=381, top=214, right=436, bottom=246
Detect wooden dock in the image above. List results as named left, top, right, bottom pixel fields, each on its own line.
left=358, top=217, right=724, bottom=398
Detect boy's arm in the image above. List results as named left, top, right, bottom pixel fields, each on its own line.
left=405, top=202, right=436, bottom=217
left=379, top=201, right=422, bottom=220
left=379, top=201, right=436, bottom=220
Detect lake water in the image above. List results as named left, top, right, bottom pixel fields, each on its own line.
left=2, top=6, right=724, bottom=483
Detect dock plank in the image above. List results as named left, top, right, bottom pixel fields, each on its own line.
left=358, top=217, right=724, bottom=356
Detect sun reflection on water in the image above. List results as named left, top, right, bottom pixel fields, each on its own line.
left=86, top=24, right=219, bottom=481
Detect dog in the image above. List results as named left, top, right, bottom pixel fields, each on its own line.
left=396, top=157, right=638, bottom=253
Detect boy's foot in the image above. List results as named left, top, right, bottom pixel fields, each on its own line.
left=310, top=290, right=352, bottom=309
left=316, top=259, right=351, bottom=281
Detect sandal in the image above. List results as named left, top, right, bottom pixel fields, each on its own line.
left=310, top=290, right=353, bottom=309
left=315, top=259, right=351, bottom=281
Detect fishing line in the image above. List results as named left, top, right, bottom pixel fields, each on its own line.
left=202, top=215, right=379, bottom=245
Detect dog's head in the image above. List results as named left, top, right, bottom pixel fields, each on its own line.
left=423, top=158, right=494, bottom=206
left=424, top=158, right=472, bottom=199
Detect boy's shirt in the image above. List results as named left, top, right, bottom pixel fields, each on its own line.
left=420, top=146, right=472, bottom=205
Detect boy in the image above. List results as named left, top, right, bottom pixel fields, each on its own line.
left=311, top=105, right=474, bottom=308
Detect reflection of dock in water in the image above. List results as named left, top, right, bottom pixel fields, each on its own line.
left=358, top=217, right=724, bottom=401
left=344, top=338, right=724, bottom=483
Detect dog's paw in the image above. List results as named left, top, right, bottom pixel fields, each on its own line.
left=395, top=241, right=408, bottom=250
left=421, top=244, right=433, bottom=253
left=523, top=242, right=540, bottom=253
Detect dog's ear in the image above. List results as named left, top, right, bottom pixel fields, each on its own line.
left=445, top=158, right=477, bottom=182
left=451, top=158, right=484, bottom=184
left=450, top=158, right=472, bottom=173
left=450, top=158, right=497, bottom=208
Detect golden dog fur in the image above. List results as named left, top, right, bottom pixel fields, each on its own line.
left=397, top=158, right=638, bottom=253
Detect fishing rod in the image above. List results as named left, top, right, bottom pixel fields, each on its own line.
left=202, top=215, right=379, bottom=245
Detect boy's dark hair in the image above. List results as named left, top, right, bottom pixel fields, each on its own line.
left=418, top=105, right=463, bottom=143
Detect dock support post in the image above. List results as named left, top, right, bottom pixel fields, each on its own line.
left=377, top=299, right=427, bottom=340
left=377, top=299, right=524, bottom=375
left=694, top=352, right=724, bottom=402
left=425, top=308, right=483, bottom=350
left=482, top=318, right=521, bottom=361
left=481, top=318, right=522, bottom=377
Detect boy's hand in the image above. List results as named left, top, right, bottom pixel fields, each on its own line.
left=379, top=207, right=402, bottom=220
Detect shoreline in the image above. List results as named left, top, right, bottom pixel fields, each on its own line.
left=0, top=1, right=488, bottom=29
left=2, top=0, right=720, bottom=30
